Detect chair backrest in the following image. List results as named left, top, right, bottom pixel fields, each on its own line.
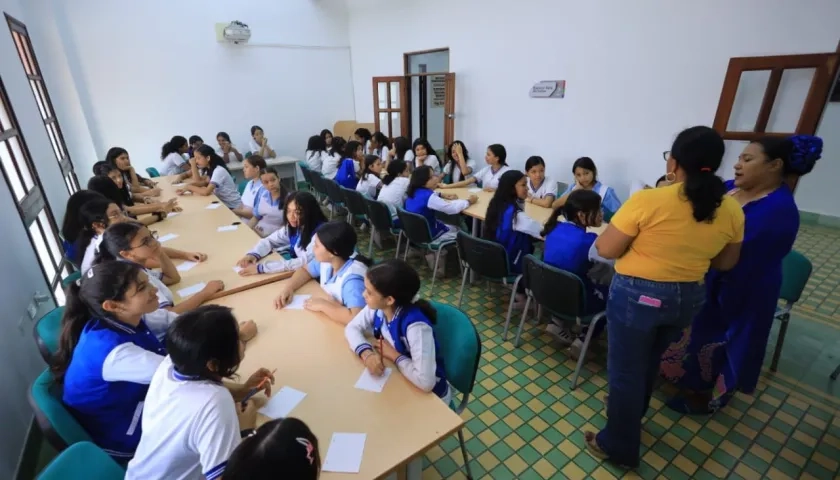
left=145, top=167, right=160, bottom=178
left=523, top=254, right=586, bottom=317
left=431, top=302, right=481, bottom=400
left=61, top=271, right=81, bottom=289
left=29, top=369, right=93, bottom=451
left=456, top=231, right=511, bottom=279
left=396, top=208, right=434, bottom=245
left=556, top=181, right=568, bottom=195
left=780, top=250, right=813, bottom=303
left=324, top=179, right=345, bottom=204
left=34, top=307, right=64, bottom=364
left=38, top=441, right=125, bottom=479
left=364, top=198, right=395, bottom=232
left=341, top=187, right=368, bottom=217
left=299, top=164, right=313, bottom=184
left=237, top=179, right=249, bottom=195
left=309, top=171, right=327, bottom=196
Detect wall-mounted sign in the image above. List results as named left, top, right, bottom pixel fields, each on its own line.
left=530, top=80, right=566, bottom=98
left=431, top=76, right=446, bottom=107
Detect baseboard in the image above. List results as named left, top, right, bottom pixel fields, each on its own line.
left=15, top=418, right=41, bottom=480
left=800, top=210, right=840, bottom=229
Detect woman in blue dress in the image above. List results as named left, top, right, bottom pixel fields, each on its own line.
left=660, top=135, right=822, bottom=413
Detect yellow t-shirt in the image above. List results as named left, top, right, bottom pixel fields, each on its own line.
left=611, top=182, right=745, bottom=282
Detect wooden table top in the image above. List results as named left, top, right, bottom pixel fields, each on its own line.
left=211, top=280, right=464, bottom=479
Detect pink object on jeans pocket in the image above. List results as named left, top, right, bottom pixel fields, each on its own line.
left=638, top=295, right=662, bottom=307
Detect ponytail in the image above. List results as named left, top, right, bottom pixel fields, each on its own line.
left=196, top=144, right=230, bottom=176
left=52, top=282, right=88, bottom=383
left=93, top=221, right=144, bottom=265
left=670, top=126, right=726, bottom=223
left=383, top=160, right=407, bottom=186
left=74, top=197, right=114, bottom=265
left=541, top=189, right=602, bottom=236
left=412, top=298, right=437, bottom=324
left=161, top=135, right=187, bottom=160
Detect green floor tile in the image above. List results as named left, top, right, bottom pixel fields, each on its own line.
left=489, top=440, right=515, bottom=461
left=516, top=444, right=541, bottom=465
left=741, top=452, right=770, bottom=474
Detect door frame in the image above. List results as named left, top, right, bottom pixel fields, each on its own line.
left=371, top=76, right=408, bottom=139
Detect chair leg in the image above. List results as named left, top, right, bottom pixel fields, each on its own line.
left=457, top=265, right=469, bottom=309
left=770, top=313, right=789, bottom=372
left=367, top=227, right=375, bottom=258
left=394, top=232, right=402, bottom=259
left=457, top=428, right=473, bottom=480
left=430, top=248, right=443, bottom=297
left=513, top=296, right=532, bottom=347
left=831, top=363, right=840, bottom=380
left=571, top=313, right=604, bottom=390
left=502, top=276, right=522, bottom=340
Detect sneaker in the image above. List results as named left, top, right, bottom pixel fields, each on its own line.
left=546, top=324, right=575, bottom=346
left=569, top=338, right=584, bottom=361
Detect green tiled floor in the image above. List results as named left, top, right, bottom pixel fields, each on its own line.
left=361, top=222, right=840, bottom=480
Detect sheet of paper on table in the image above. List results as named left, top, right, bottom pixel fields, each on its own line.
left=176, top=261, right=197, bottom=272
left=284, top=295, right=311, bottom=310
left=467, top=187, right=482, bottom=193
left=157, top=233, right=179, bottom=243
left=217, top=225, right=238, bottom=232
left=354, top=367, right=393, bottom=393
left=258, top=386, right=307, bottom=419
left=322, top=433, right=366, bottom=473
left=206, top=203, right=222, bottom=210
left=233, top=266, right=243, bottom=273
left=177, top=282, right=206, bottom=297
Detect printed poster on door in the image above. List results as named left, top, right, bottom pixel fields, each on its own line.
left=431, top=76, right=446, bottom=107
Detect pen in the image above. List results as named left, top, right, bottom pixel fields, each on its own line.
left=240, top=369, right=277, bottom=408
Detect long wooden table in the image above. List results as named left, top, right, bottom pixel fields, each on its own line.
left=212, top=280, right=464, bottom=479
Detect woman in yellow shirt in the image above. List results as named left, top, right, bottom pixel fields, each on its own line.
left=586, top=126, right=745, bottom=468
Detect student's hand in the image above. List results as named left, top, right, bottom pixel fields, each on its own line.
left=237, top=255, right=257, bottom=268
left=175, top=188, right=186, bottom=196
left=389, top=147, right=396, bottom=157
left=362, top=350, right=385, bottom=376
left=201, top=280, right=225, bottom=296
left=441, top=193, right=457, bottom=201
left=467, top=195, right=479, bottom=205
left=303, top=297, right=331, bottom=313
left=261, top=137, right=268, bottom=147
left=238, top=264, right=259, bottom=276
left=437, top=183, right=452, bottom=189
left=483, top=187, right=495, bottom=193
left=221, top=141, right=232, bottom=154
left=147, top=187, right=162, bottom=197
left=376, top=341, right=401, bottom=363
left=244, top=367, right=275, bottom=396
left=236, top=399, right=258, bottom=430
left=239, top=320, right=259, bottom=344
left=273, top=287, right=294, bottom=309
left=184, top=251, right=208, bottom=262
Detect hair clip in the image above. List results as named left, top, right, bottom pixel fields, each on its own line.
left=86, top=268, right=95, bottom=278
left=411, top=293, right=420, bottom=303
left=296, top=437, right=315, bottom=465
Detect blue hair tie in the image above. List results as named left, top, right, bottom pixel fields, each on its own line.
left=788, top=135, right=823, bottom=175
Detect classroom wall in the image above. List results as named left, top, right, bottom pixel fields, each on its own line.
left=347, top=0, right=840, bottom=201
left=52, top=0, right=356, bottom=178
left=796, top=103, right=840, bottom=217
left=0, top=0, right=66, bottom=476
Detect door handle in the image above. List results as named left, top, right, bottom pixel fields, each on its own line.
left=447, top=113, right=456, bottom=119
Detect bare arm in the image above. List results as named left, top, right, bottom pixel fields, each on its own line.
left=439, top=177, right=477, bottom=189
left=529, top=195, right=554, bottom=208
left=594, top=224, right=635, bottom=259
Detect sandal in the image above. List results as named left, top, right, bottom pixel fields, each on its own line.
left=583, top=431, right=609, bottom=460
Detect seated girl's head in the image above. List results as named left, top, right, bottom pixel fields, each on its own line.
left=344, top=140, right=364, bottom=161
left=88, top=175, right=125, bottom=207
left=407, top=165, right=438, bottom=197
left=307, top=135, right=326, bottom=153
left=320, top=129, right=333, bottom=147
left=53, top=261, right=160, bottom=382
left=161, top=135, right=188, bottom=160
left=571, top=157, right=597, bottom=188
left=260, top=167, right=286, bottom=198
left=243, top=155, right=267, bottom=180
left=383, top=159, right=409, bottom=185
left=166, top=305, right=243, bottom=381
left=525, top=156, right=546, bottom=186
left=96, top=221, right=160, bottom=265
left=393, top=136, right=411, bottom=158
left=354, top=128, right=372, bottom=145
left=541, top=189, right=602, bottom=236
left=446, top=140, right=469, bottom=163
left=330, top=136, right=347, bottom=155
left=360, top=155, right=383, bottom=180
left=79, top=197, right=127, bottom=239
left=312, top=221, right=360, bottom=263
left=284, top=191, right=326, bottom=235
left=364, top=259, right=436, bottom=322
left=105, top=147, right=131, bottom=171
left=225, top=417, right=320, bottom=480
left=92, top=162, right=124, bottom=189
left=412, top=138, right=435, bottom=158
left=371, top=131, right=390, bottom=150
left=62, top=190, right=107, bottom=242
left=251, top=125, right=264, bottom=143
left=189, top=135, right=203, bottom=150
left=485, top=144, right=507, bottom=167
left=216, top=131, right=232, bottom=147
left=484, top=171, right=528, bottom=239
left=195, top=145, right=225, bottom=172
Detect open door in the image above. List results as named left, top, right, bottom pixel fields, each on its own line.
left=372, top=76, right=408, bottom=139
left=443, top=73, right=456, bottom=149
left=712, top=43, right=840, bottom=190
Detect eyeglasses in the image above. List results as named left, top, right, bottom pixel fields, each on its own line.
left=662, top=151, right=671, bottom=161
left=129, top=231, right=159, bottom=249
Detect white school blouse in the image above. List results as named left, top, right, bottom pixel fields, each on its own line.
left=252, top=189, right=285, bottom=236
left=100, top=309, right=176, bottom=384
left=161, top=153, right=187, bottom=176
left=527, top=177, right=557, bottom=199
left=304, top=150, right=328, bottom=172
left=248, top=139, right=276, bottom=158
left=321, top=152, right=341, bottom=179
left=80, top=234, right=104, bottom=274
left=377, top=176, right=409, bottom=216
left=125, top=357, right=240, bottom=480
left=474, top=165, right=511, bottom=189
left=378, top=146, right=392, bottom=164
left=208, top=167, right=243, bottom=209
left=415, top=154, right=441, bottom=174
left=443, top=158, right=477, bottom=184
left=216, top=145, right=241, bottom=164
left=240, top=179, right=263, bottom=210
left=247, top=225, right=316, bottom=273
left=356, top=174, right=381, bottom=198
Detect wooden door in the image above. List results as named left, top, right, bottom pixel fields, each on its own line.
left=443, top=73, right=456, bottom=149
left=372, top=76, right=408, bottom=139
left=712, top=44, right=840, bottom=190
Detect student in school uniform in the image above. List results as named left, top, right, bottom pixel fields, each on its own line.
left=160, top=136, right=190, bottom=176
left=248, top=125, right=276, bottom=159
left=320, top=129, right=333, bottom=151
left=524, top=156, right=556, bottom=207
left=484, top=170, right=544, bottom=276
left=237, top=191, right=327, bottom=276
left=304, top=135, right=329, bottom=172
left=552, top=156, right=622, bottom=220
left=89, top=170, right=177, bottom=223
left=62, top=190, right=109, bottom=264
left=231, top=155, right=266, bottom=220
left=354, top=127, right=373, bottom=154
left=126, top=305, right=275, bottom=480
left=371, top=131, right=392, bottom=165
left=391, top=136, right=414, bottom=165
left=249, top=167, right=288, bottom=237
left=356, top=154, right=383, bottom=198
left=76, top=197, right=130, bottom=273
left=53, top=261, right=176, bottom=462
left=225, top=418, right=320, bottom=480
left=273, top=221, right=372, bottom=325
left=177, top=145, right=244, bottom=210
left=216, top=131, right=243, bottom=164
left=439, top=144, right=511, bottom=192
left=187, top=135, right=203, bottom=159
left=405, top=165, right=477, bottom=245
left=321, top=136, right=345, bottom=181
left=346, top=259, right=452, bottom=404
left=441, top=140, right=475, bottom=184
left=334, top=140, right=363, bottom=189
left=377, top=159, right=411, bottom=218
left=105, top=147, right=161, bottom=202
left=412, top=138, right=441, bottom=174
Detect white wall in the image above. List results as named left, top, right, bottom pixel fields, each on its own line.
left=347, top=0, right=840, bottom=200
left=797, top=103, right=839, bottom=216
left=54, top=0, right=355, bottom=177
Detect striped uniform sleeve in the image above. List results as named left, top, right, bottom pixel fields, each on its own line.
left=345, top=306, right=376, bottom=356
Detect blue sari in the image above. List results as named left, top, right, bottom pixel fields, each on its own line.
left=660, top=180, right=799, bottom=410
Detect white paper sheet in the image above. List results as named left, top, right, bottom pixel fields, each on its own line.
left=166, top=212, right=180, bottom=218
left=171, top=183, right=186, bottom=187
left=176, top=261, right=197, bottom=272
left=284, top=295, right=311, bottom=310
left=258, top=386, right=307, bottom=419
left=233, top=266, right=243, bottom=273
left=157, top=233, right=179, bottom=243
left=217, top=225, right=239, bottom=232
left=354, top=367, right=393, bottom=393
left=467, top=187, right=482, bottom=193
left=177, top=282, right=206, bottom=297
left=206, top=203, right=222, bottom=210
left=322, top=433, right=366, bottom=474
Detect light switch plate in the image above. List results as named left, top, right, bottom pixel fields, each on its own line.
left=27, top=300, right=37, bottom=320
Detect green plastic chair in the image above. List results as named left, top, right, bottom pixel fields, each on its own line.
left=244, top=151, right=252, bottom=158
left=432, top=301, right=481, bottom=480
left=237, top=179, right=249, bottom=195
left=34, top=307, right=64, bottom=363
left=396, top=208, right=458, bottom=297
left=29, top=369, right=93, bottom=451
left=61, top=271, right=81, bottom=289
left=145, top=167, right=160, bottom=178
left=772, top=250, right=811, bottom=372
left=38, top=441, right=125, bottom=479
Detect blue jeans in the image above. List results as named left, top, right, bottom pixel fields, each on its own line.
left=596, top=273, right=705, bottom=467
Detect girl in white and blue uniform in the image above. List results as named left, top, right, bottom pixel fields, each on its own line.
left=160, top=136, right=190, bottom=176
left=412, top=138, right=441, bottom=174
left=250, top=168, right=288, bottom=236
left=524, top=155, right=556, bottom=208
left=483, top=171, right=544, bottom=275
left=442, top=140, right=476, bottom=184
left=356, top=154, right=383, bottom=198
left=236, top=191, right=328, bottom=276
left=273, top=221, right=372, bottom=325
left=304, top=135, right=329, bottom=173
left=404, top=166, right=477, bottom=244
left=233, top=155, right=266, bottom=220
left=54, top=261, right=175, bottom=462
left=178, top=145, right=243, bottom=210
left=552, top=156, right=622, bottom=221
left=377, top=160, right=411, bottom=218
left=439, top=144, right=511, bottom=192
